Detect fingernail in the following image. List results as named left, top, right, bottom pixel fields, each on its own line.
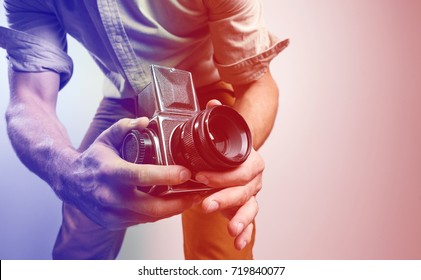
left=196, top=174, right=209, bottom=185
left=239, top=240, right=247, bottom=250
left=129, top=119, right=138, bottom=126
left=206, top=201, right=219, bottom=213
left=236, top=223, right=244, bottom=235
left=130, top=117, right=149, bottom=127
left=179, top=170, right=191, bottom=182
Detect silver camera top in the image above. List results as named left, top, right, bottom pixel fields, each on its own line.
left=137, top=65, right=201, bottom=119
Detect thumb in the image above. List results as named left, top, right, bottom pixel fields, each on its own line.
left=97, top=117, right=149, bottom=148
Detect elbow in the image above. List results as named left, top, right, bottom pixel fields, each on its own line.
left=5, top=100, right=23, bottom=130
left=5, top=100, right=29, bottom=150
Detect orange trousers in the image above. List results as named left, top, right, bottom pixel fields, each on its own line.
left=182, top=206, right=255, bottom=259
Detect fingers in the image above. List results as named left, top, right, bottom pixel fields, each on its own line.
left=200, top=176, right=260, bottom=250
left=199, top=171, right=261, bottom=251
left=115, top=161, right=192, bottom=186
left=201, top=173, right=262, bottom=213
left=212, top=197, right=257, bottom=251
left=235, top=223, right=254, bottom=250
left=226, top=196, right=258, bottom=237
left=98, top=117, right=150, bottom=148
left=225, top=197, right=257, bottom=251
left=90, top=186, right=201, bottom=229
left=195, top=149, right=264, bottom=188
left=87, top=204, right=189, bottom=231
left=126, top=191, right=200, bottom=220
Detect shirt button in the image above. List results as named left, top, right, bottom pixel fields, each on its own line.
left=114, top=36, right=122, bottom=43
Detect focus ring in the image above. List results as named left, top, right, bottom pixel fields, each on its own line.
left=136, top=131, right=146, bottom=164
left=179, top=120, right=214, bottom=171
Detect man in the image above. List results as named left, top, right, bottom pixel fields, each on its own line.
left=0, top=0, right=288, bottom=259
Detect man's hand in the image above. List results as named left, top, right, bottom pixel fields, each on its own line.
left=6, top=70, right=199, bottom=231
left=60, top=117, right=201, bottom=230
left=194, top=70, right=278, bottom=250
left=195, top=148, right=264, bottom=250
left=193, top=99, right=264, bottom=250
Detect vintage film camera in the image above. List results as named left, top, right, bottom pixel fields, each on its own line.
left=120, top=65, right=251, bottom=195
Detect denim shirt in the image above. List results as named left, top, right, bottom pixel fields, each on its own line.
left=0, top=0, right=288, bottom=98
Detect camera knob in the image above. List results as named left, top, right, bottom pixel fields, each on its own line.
left=121, top=130, right=153, bottom=164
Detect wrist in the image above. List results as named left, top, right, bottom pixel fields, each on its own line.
left=46, top=146, right=82, bottom=203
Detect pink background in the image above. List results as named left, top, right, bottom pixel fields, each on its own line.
left=256, top=0, right=421, bottom=259
left=1, top=0, right=420, bottom=259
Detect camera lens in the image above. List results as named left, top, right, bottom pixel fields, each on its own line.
left=171, top=105, right=252, bottom=171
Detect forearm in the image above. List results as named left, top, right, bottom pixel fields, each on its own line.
left=6, top=70, right=79, bottom=198
left=232, top=71, right=279, bottom=149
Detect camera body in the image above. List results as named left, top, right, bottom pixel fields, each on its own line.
left=121, top=65, right=251, bottom=195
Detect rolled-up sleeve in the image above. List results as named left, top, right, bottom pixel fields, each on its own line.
left=205, top=0, right=289, bottom=85
left=0, top=0, right=73, bottom=89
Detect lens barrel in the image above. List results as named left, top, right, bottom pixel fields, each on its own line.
left=121, top=106, right=252, bottom=172
left=171, top=105, right=252, bottom=172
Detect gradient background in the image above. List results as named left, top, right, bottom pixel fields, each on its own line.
left=1, top=0, right=420, bottom=259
